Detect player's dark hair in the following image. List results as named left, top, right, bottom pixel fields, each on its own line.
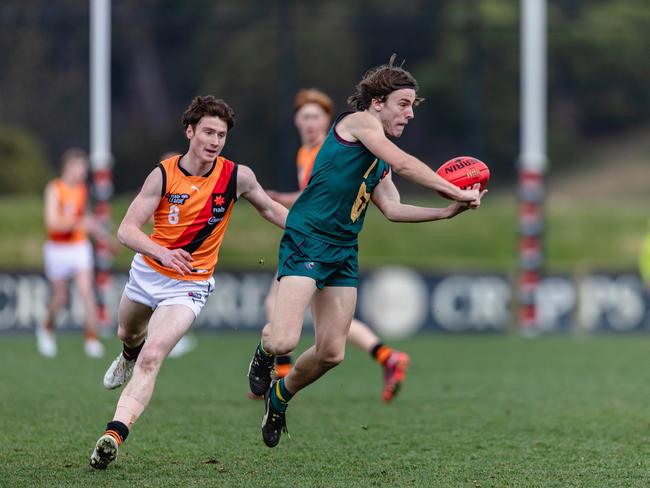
left=347, top=54, right=423, bottom=111
left=182, top=95, right=235, bottom=131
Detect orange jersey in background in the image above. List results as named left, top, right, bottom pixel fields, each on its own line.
left=142, top=155, right=238, bottom=280
left=46, top=178, right=88, bottom=243
left=296, top=143, right=323, bottom=191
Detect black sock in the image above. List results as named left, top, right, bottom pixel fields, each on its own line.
left=122, top=340, right=145, bottom=361
left=276, top=355, right=292, bottom=365
left=370, top=343, right=384, bottom=360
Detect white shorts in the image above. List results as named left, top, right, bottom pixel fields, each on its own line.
left=124, top=254, right=214, bottom=318
left=43, top=240, right=94, bottom=281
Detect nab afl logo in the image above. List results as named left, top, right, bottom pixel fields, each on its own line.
left=166, top=192, right=190, bottom=205
left=208, top=193, right=227, bottom=225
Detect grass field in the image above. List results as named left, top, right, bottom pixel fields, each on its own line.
left=2, top=333, right=650, bottom=487
left=0, top=192, right=647, bottom=273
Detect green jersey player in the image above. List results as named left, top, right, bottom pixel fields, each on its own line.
left=248, top=56, right=487, bottom=447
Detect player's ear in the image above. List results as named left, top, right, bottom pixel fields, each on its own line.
left=185, top=124, right=194, bottom=140
left=370, top=97, right=384, bottom=112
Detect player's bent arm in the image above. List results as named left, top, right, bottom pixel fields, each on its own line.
left=347, top=113, right=478, bottom=203
left=267, top=190, right=301, bottom=209
left=371, top=173, right=463, bottom=222
left=237, top=165, right=288, bottom=229
left=117, top=169, right=193, bottom=275
left=43, top=183, right=80, bottom=232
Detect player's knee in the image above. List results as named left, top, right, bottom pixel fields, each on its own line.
left=51, top=288, right=68, bottom=306
left=272, top=337, right=299, bottom=357
left=117, top=326, right=144, bottom=345
left=316, top=350, right=345, bottom=370
left=261, top=323, right=273, bottom=343
left=137, top=345, right=164, bottom=374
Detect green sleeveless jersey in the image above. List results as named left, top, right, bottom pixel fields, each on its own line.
left=286, top=112, right=390, bottom=246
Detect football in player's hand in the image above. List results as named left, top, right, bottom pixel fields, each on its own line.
left=436, top=156, right=490, bottom=198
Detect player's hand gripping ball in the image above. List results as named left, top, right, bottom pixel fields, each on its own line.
left=436, top=156, right=490, bottom=198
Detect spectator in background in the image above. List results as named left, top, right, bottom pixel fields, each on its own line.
left=38, top=148, right=105, bottom=358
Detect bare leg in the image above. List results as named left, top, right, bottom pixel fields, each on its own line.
left=44, top=279, right=68, bottom=330
left=265, top=276, right=317, bottom=355
left=283, top=286, right=356, bottom=394
left=346, top=318, right=380, bottom=352
left=74, top=268, right=99, bottom=339
left=248, top=276, right=315, bottom=397
left=260, top=277, right=279, bottom=357
left=264, top=276, right=279, bottom=323
left=113, top=304, right=195, bottom=428
left=116, top=293, right=152, bottom=348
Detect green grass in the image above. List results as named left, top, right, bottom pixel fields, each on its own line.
left=0, top=192, right=647, bottom=273
left=2, top=333, right=650, bottom=487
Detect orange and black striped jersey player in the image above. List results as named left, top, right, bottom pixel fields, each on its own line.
left=89, top=95, right=288, bottom=470
left=260, top=88, right=411, bottom=404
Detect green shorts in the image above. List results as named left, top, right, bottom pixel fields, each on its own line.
left=277, top=228, right=358, bottom=289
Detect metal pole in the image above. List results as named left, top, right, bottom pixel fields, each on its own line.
left=520, top=0, right=547, bottom=174
left=518, top=0, right=547, bottom=333
left=90, top=0, right=114, bottom=334
left=91, top=0, right=112, bottom=171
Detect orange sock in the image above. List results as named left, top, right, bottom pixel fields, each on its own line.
left=371, top=344, right=393, bottom=365
left=104, top=420, right=129, bottom=445
left=275, top=363, right=292, bottom=378
left=85, top=328, right=98, bottom=341
left=104, top=429, right=123, bottom=446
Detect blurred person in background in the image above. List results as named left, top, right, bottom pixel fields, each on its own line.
left=248, top=58, right=486, bottom=448
left=255, top=88, right=410, bottom=403
left=38, top=148, right=105, bottom=359
left=90, top=95, right=288, bottom=470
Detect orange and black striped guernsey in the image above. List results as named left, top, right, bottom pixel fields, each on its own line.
left=142, top=154, right=238, bottom=280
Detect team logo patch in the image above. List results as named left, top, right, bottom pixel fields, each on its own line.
left=304, top=261, right=315, bottom=270
left=187, top=291, right=204, bottom=303
left=209, top=193, right=227, bottom=225
left=166, top=192, right=190, bottom=205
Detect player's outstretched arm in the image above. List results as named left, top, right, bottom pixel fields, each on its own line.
left=372, top=175, right=486, bottom=223
left=345, top=112, right=479, bottom=204
left=117, top=167, right=193, bottom=275
left=237, top=165, right=288, bottom=229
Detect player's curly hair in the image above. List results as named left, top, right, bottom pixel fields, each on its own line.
left=347, top=54, right=423, bottom=111
left=293, top=88, right=334, bottom=116
left=182, top=95, right=235, bottom=130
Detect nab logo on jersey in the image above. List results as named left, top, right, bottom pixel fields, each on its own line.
left=166, top=192, right=190, bottom=205
left=208, top=193, right=227, bottom=225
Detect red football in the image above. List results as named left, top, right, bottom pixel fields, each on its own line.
left=436, top=156, right=490, bottom=198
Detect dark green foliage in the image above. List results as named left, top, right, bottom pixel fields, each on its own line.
left=0, top=1, right=649, bottom=192
left=0, top=125, right=52, bottom=194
